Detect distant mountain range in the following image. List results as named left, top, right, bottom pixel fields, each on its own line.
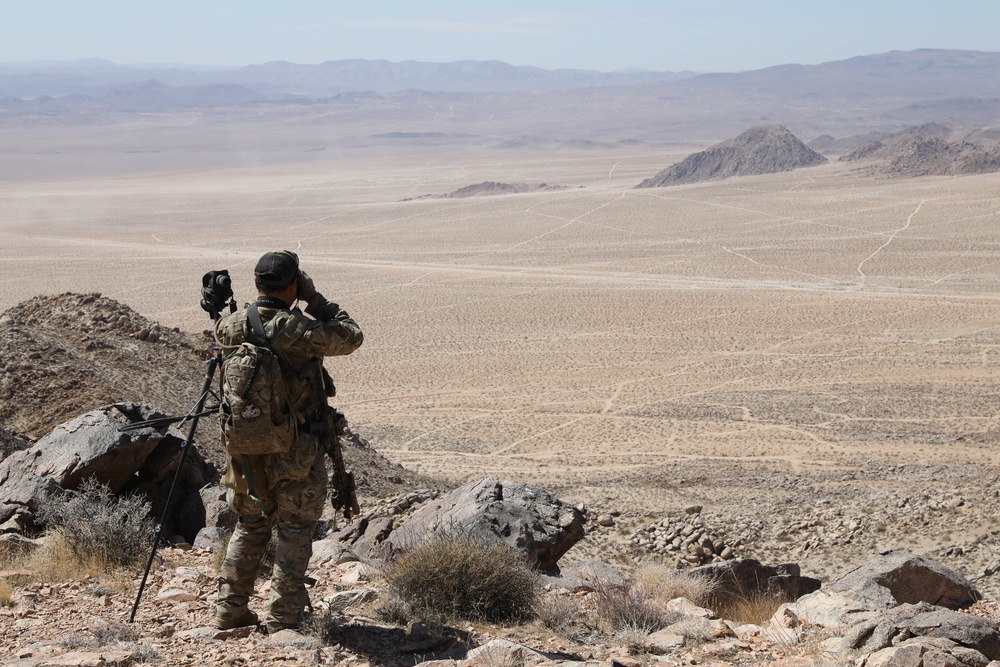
left=2, top=50, right=999, bottom=144
left=0, top=58, right=695, bottom=98
left=3, top=49, right=1000, bottom=101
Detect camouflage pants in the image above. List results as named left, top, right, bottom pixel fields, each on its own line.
left=216, top=452, right=327, bottom=630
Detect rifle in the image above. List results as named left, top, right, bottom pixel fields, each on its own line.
left=324, top=407, right=360, bottom=522
left=308, top=360, right=360, bottom=522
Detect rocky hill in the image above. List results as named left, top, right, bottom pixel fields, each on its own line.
left=811, top=122, right=956, bottom=156
left=0, top=293, right=208, bottom=442
left=635, top=125, right=827, bottom=188
left=403, top=181, right=570, bottom=201
left=842, top=134, right=1000, bottom=176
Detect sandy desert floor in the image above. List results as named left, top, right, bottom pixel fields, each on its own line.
left=3, top=138, right=1000, bottom=586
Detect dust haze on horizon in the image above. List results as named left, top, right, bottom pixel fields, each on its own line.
left=3, top=0, right=1000, bottom=73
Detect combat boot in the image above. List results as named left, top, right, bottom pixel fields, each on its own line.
left=214, top=605, right=260, bottom=630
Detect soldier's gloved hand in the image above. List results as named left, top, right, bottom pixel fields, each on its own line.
left=296, top=270, right=317, bottom=303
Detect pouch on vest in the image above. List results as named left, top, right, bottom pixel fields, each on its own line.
left=219, top=312, right=296, bottom=457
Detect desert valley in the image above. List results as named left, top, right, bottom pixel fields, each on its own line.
left=2, top=51, right=1000, bottom=665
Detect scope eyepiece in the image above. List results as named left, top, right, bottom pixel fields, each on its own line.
left=201, top=269, right=235, bottom=316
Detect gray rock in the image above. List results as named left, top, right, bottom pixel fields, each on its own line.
left=864, top=643, right=927, bottom=667
left=829, top=550, right=980, bottom=609
left=0, top=533, right=42, bottom=558
left=690, top=557, right=821, bottom=603
left=465, top=638, right=553, bottom=664
left=198, top=484, right=237, bottom=530
left=193, top=526, right=231, bottom=552
left=0, top=402, right=214, bottom=540
left=383, top=478, right=585, bottom=573
left=783, top=588, right=886, bottom=630
left=311, top=537, right=359, bottom=567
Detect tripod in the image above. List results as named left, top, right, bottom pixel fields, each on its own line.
left=127, top=273, right=236, bottom=623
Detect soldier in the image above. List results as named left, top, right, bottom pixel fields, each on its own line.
left=214, top=250, right=363, bottom=633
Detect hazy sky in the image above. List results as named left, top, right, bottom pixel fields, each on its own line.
left=6, top=1, right=1000, bottom=73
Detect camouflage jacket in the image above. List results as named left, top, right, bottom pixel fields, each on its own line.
left=215, top=294, right=364, bottom=497
left=215, top=293, right=363, bottom=492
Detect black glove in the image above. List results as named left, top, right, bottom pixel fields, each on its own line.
left=296, top=270, right=317, bottom=303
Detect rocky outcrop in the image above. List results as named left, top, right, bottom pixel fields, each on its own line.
left=828, top=550, right=980, bottom=610
left=0, top=402, right=214, bottom=540
left=338, top=478, right=585, bottom=573
left=635, top=125, right=826, bottom=187
left=773, top=552, right=990, bottom=666
left=844, top=602, right=1000, bottom=665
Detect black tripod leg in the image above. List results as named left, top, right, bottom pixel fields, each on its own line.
left=128, top=354, right=220, bottom=623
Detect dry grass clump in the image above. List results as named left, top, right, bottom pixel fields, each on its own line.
left=593, top=581, right=671, bottom=636
left=0, top=577, right=11, bottom=606
left=22, top=533, right=135, bottom=586
left=35, top=478, right=155, bottom=569
left=383, top=536, right=538, bottom=623
left=716, top=589, right=789, bottom=626
left=634, top=563, right=714, bottom=608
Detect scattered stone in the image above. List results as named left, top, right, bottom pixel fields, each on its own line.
left=155, top=587, right=198, bottom=603
left=629, top=511, right=751, bottom=566
left=647, top=630, right=686, bottom=651
left=264, top=629, right=321, bottom=648
left=665, top=597, right=714, bottom=619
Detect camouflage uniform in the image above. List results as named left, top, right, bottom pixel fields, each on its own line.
left=214, top=293, right=362, bottom=631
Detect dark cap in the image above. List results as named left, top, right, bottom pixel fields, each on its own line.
left=254, top=250, right=299, bottom=287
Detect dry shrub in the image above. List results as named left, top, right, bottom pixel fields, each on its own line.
left=302, top=605, right=340, bottom=645
left=593, top=581, right=670, bottom=636
left=35, top=478, right=155, bottom=569
left=383, top=536, right=538, bottom=623
left=0, top=577, right=11, bottom=606
left=89, top=619, right=140, bottom=645
left=534, top=595, right=578, bottom=634
left=634, top=563, right=713, bottom=608
left=471, top=643, right=528, bottom=667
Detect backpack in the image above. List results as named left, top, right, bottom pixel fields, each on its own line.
left=218, top=304, right=296, bottom=457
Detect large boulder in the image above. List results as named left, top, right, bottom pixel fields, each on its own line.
left=0, top=402, right=215, bottom=540
left=378, top=478, right=585, bottom=573
left=828, top=550, right=980, bottom=610
left=690, top=558, right=821, bottom=603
